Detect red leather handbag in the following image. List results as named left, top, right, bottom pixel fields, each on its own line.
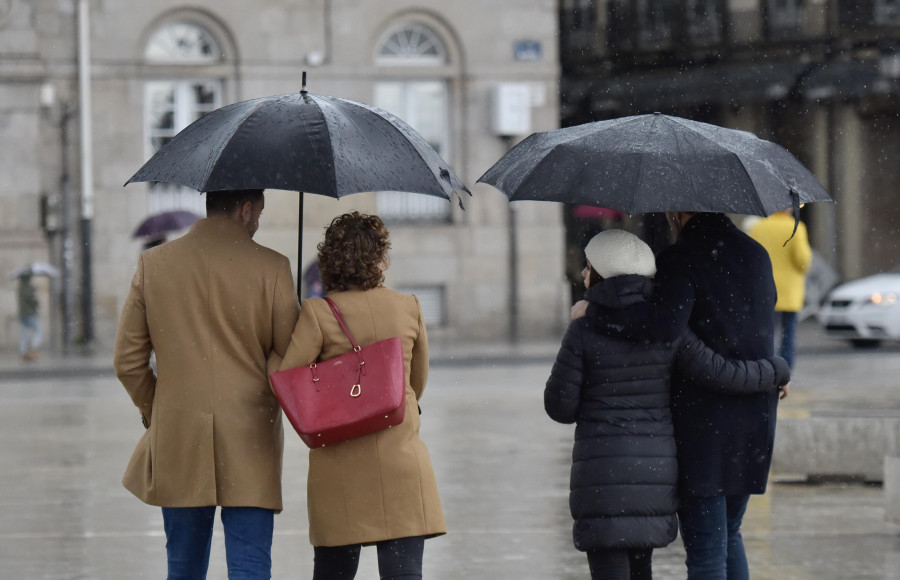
left=270, top=297, right=406, bottom=448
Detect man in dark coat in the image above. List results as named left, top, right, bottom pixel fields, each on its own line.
left=572, top=212, right=785, bottom=580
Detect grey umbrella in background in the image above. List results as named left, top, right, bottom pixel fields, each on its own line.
left=8, top=262, right=60, bottom=281
left=132, top=210, right=201, bottom=239
left=126, top=72, right=469, bottom=296
left=478, top=113, right=832, bottom=217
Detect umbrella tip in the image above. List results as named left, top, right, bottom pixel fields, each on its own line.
left=301, top=71, right=307, bottom=94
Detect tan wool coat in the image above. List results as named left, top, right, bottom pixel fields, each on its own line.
left=113, top=217, right=300, bottom=510
left=280, top=288, right=446, bottom=547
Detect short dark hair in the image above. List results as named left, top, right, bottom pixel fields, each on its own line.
left=205, top=189, right=264, bottom=216
left=318, top=212, right=391, bottom=292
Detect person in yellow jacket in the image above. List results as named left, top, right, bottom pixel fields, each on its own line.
left=750, top=209, right=812, bottom=367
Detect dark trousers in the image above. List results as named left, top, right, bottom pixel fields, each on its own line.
left=312, top=536, right=425, bottom=580
left=775, top=310, right=798, bottom=368
left=586, top=548, right=652, bottom=580
left=161, top=506, right=274, bottom=580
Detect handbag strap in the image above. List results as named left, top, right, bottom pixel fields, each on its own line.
left=323, top=297, right=360, bottom=350
left=323, top=297, right=367, bottom=387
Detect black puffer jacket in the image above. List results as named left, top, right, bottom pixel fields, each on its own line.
left=545, top=275, right=789, bottom=552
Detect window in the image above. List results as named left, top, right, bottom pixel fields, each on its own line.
left=145, top=21, right=221, bottom=63
left=876, top=0, right=900, bottom=25
left=377, top=22, right=447, bottom=65
left=766, top=0, right=803, bottom=34
left=143, top=21, right=224, bottom=215
left=398, top=285, right=446, bottom=327
left=144, top=80, right=221, bottom=214
left=375, top=23, right=452, bottom=223
left=636, top=0, right=674, bottom=49
left=686, top=0, right=722, bottom=44
left=561, top=0, right=598, bottom=58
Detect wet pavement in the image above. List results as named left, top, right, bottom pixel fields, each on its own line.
left=2, top=320, right=900, bottom=578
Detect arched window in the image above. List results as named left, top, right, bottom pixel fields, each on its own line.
left=145, top=21, right=222, bottom=63
left=374, top=22, right=451, bottom=223
left=377, top=22, right=447, bottom=65
left=143, top=20, right=225, bottom=215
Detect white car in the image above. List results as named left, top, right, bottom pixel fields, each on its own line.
left=817, top=269, right=900, bottom=348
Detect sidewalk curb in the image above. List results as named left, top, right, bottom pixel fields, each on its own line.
left=0, top=351, right=560, bottom=382
left=0, top=366, right=115, bottom=382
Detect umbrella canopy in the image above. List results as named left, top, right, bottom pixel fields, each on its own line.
left=132, top=210, right=201, bottom=239
left=477, top=113, right=832, bottom=216
left=126, top=86, right=467, bottom=201
left=126, top=76, right=468, bottom=297
left=8, top=262, right=60, bottom=281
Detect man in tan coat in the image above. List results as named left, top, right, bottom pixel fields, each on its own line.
left=114, top=189, right=299, bottom=579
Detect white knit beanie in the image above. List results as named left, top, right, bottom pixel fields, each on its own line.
left=584, top=229, right=657, bottom=279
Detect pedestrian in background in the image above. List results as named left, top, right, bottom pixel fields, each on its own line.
left=547, top=230, right=790, bottom=580
left=280, top=212, right=445, bottom=580
left=141, top=234, right=166, bottom=251
left=749, top=208, right=812, bottom=368
left=571, top=212, right=784, bottom=580
left=302, top=260, right=325, bottom=299
left=17, top=272, right=41, bottom=361
left=113, top=189, right=299, bottom=580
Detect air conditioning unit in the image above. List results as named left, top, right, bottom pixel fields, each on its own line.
left=491, top=83, right=532, bottom=137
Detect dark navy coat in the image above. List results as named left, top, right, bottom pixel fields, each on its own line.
left=584, top=214, right=779, bottom=498
left=549, top=274, right=788, bottom=552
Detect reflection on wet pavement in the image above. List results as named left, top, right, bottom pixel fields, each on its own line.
left=0, top=363, right=898, bottom=579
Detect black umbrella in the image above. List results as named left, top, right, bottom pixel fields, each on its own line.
left=132, top=210, right=201, bottom=239
left=478, top=113, right=832, bottom=216
left=126, top=73, right=469, bottom=295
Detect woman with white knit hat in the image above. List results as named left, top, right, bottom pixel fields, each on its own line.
left=544, top=230, right=790, bottom=580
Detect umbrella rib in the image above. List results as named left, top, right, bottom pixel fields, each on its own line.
left=202, top=97, right=284, bottom=192
left=314, top=97, right=365, bottom=197
left=321, top=96, right=456, bottom=198
left=502, top=135, right=584, bottom=201
left=664, top=116, right=769, bottom=215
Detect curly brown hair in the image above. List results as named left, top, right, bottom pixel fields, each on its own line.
left=318, top=212, right=391, bottom=292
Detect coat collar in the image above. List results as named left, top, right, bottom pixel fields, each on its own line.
left=679, top=212, right=736, bottom=241
left=188, top=215, right=252, bottom=241
left=584, top=274, right=653, bottom=309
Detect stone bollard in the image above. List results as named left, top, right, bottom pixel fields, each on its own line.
left=772, top=417, right=900, bottom=482
left=886, top=456, right=900, bottom=525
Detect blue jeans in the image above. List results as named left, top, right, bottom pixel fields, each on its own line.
left=678, top=495, right=750, bottom=580
left=19, top=315, right=41, bottom=355
left=162, top=506, right=274, bottom=580
left=774, top=310, right=798, bottom=368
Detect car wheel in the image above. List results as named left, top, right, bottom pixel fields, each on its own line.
left=849, top=339, right=882, bottom=349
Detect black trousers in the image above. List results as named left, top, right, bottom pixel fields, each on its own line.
left=586, top=547, right=653, bottom=580
left=312, top=536, right=425, bottom=580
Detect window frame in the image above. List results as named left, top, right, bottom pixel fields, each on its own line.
left=685, top=0, right=723, bottom=44
left=141, top=18, right=229, bottom=215
left=876, top=0, right=900, bottom=26
left=373, top=20, right=456, bottom=224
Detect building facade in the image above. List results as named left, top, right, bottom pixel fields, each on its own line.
left=0, top=0, right=564, bottom=350
left=560, top=0, right=900, bottom=286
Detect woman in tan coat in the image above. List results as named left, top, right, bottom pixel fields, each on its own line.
left=280, top=212, right=445, bottom=579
